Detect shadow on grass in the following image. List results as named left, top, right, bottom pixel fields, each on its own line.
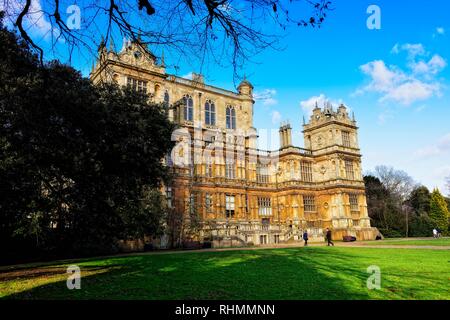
left=1, top=247, right=377, bottom=300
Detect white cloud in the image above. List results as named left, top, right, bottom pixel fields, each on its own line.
left=377, top=108, right=394, bottom=125
left=181, top=72, right=193, bottom=80
left=391, top=43, right=400, bottom=54
left=411, top=54, right=447, bottom=75
left=428, top=54, right=447, bottom=71
left=381, top=81, right=440, bottom=105
left=431, top=165, right=450, bottom=192
left=300, top=94, right=327, bottom=117
left=433, top=27, right=446, bottom=38
left=1, top=0, right=55, bottom=38
left=415, top=104, right=427, bottom=112
left=392, top=43, right=426, bottom=59
left=254, top=89, right=278, bottom=107
left=299, top=94, right=346, bottom=117
left=415, top=133, right=450, bottom=158
left=357, top=45, right=446, bottom=105
left=360, top=60, right=405, bottom=92
left=271, top=110, right=281, bottom=124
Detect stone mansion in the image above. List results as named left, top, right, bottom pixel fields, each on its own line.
left=90, top=38, right=379, bottom=247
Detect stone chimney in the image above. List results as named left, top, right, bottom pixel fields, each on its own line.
left=279, top=121, right=292, bottom=149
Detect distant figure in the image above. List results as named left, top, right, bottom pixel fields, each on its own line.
left=303, top=230, right=309, bottom=246
left=436, top=228, right=442, bottom=238
left=326, top=228, right=334, bottom=246
left=433, top=228, right=438, bottom=238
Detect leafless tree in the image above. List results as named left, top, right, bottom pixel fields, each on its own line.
left=373, top=165, right=418, bottom=237
left=1, top=0, right=332, bottom=80
left=373, top=165, right=417, bottom=203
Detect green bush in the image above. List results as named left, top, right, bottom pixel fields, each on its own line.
left=378, top=228, right=403, bottom=238
left=409, top=214, right=434, bottom=237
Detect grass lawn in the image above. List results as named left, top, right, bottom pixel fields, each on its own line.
left=361, top=238, right=450, bottom=246
left=1, top=246, right=449, bottom=300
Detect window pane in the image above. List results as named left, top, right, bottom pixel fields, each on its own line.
left=231, top=109, right=236, bottom=129
left=210, top=103, right=215, bottom=125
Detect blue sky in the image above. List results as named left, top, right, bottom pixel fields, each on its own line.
left=204, top=0, right=450, bottom=193
left=3, top=0, right=449, bottom=193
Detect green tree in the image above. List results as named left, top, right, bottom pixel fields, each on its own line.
left=429, top=189, right=449, bottom=234
left=364, top=174, right=407, bottom=237
left=406, top=186, right=433, bottom=237
left=0, top=14, right=175, bottom=262
left=408, top=186, right=431, bottom=216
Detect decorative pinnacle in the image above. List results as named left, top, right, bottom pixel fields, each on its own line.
left=161, top=49, right=165, bottom=67
left=98, top=35, right=105, bottom=50
left=109, top=37, right=115, bottom=52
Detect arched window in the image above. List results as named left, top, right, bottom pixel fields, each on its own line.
left=183, top=95, right=193, bottom=121
left=226, top=106, right=236, bottom=129
left=205, top=100, right=216, bottom=125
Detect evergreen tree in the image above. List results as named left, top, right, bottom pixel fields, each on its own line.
left=408, top=186, right=431, bottom=216
left=429, top=189, right=449, bottom=234
left=0, top=14, right=175, bottom=262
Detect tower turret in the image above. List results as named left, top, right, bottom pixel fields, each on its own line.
left=237, top=77, right=253, bottom=97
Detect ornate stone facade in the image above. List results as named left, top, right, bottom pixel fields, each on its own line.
left=91, top=39, right=378, bottom=247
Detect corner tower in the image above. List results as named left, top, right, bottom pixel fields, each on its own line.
left=302, top=102, right=378, bottom=240
left=303, top=102, right=358, bottom=151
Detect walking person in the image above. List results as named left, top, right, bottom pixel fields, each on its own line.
left=303, top=230, right=308, bottom=246
left=433, top=228, right=438, bottom=238
left=325, top=228, right=334, bottom=246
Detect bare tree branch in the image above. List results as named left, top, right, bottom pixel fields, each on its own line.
left=3, top=0, right=332, bottom=80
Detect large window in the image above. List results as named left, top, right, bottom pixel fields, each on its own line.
left=226, top=106, right=236, bottom=129
left=290, top=161, right=295, bottom=179
left=345, top=160, right=354, bottom=180
left=205, top=193, right=213, bottom=212
left=127, top=77, right=147, bottom=94
left=301, top=161, right=313, bottom=182
left=188, top=193, right=195, bottom=214
left=225, top=195, right=235, bottom=217
left=225, top=162, right=235, bottom=179
left=303, top=195, right=316, bottom=212
left=205, top=100, right=216, bottom=126
left=342, top=131, right=351, bottom=147
left=258, top=197, right=272, bottom=216
left=256, top=163, right=270, bottom=183
left=183, top=95, right=194, bottom=121
left=349, top=194, right=359, bottom=211
left=166, top=187, right=172, bottom=208
left=205, top=163, right=213, bottom=178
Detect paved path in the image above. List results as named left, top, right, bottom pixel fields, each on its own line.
left=116, top=241, right=450, bottom=256
left=335, top=242, right=450, bottom=250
